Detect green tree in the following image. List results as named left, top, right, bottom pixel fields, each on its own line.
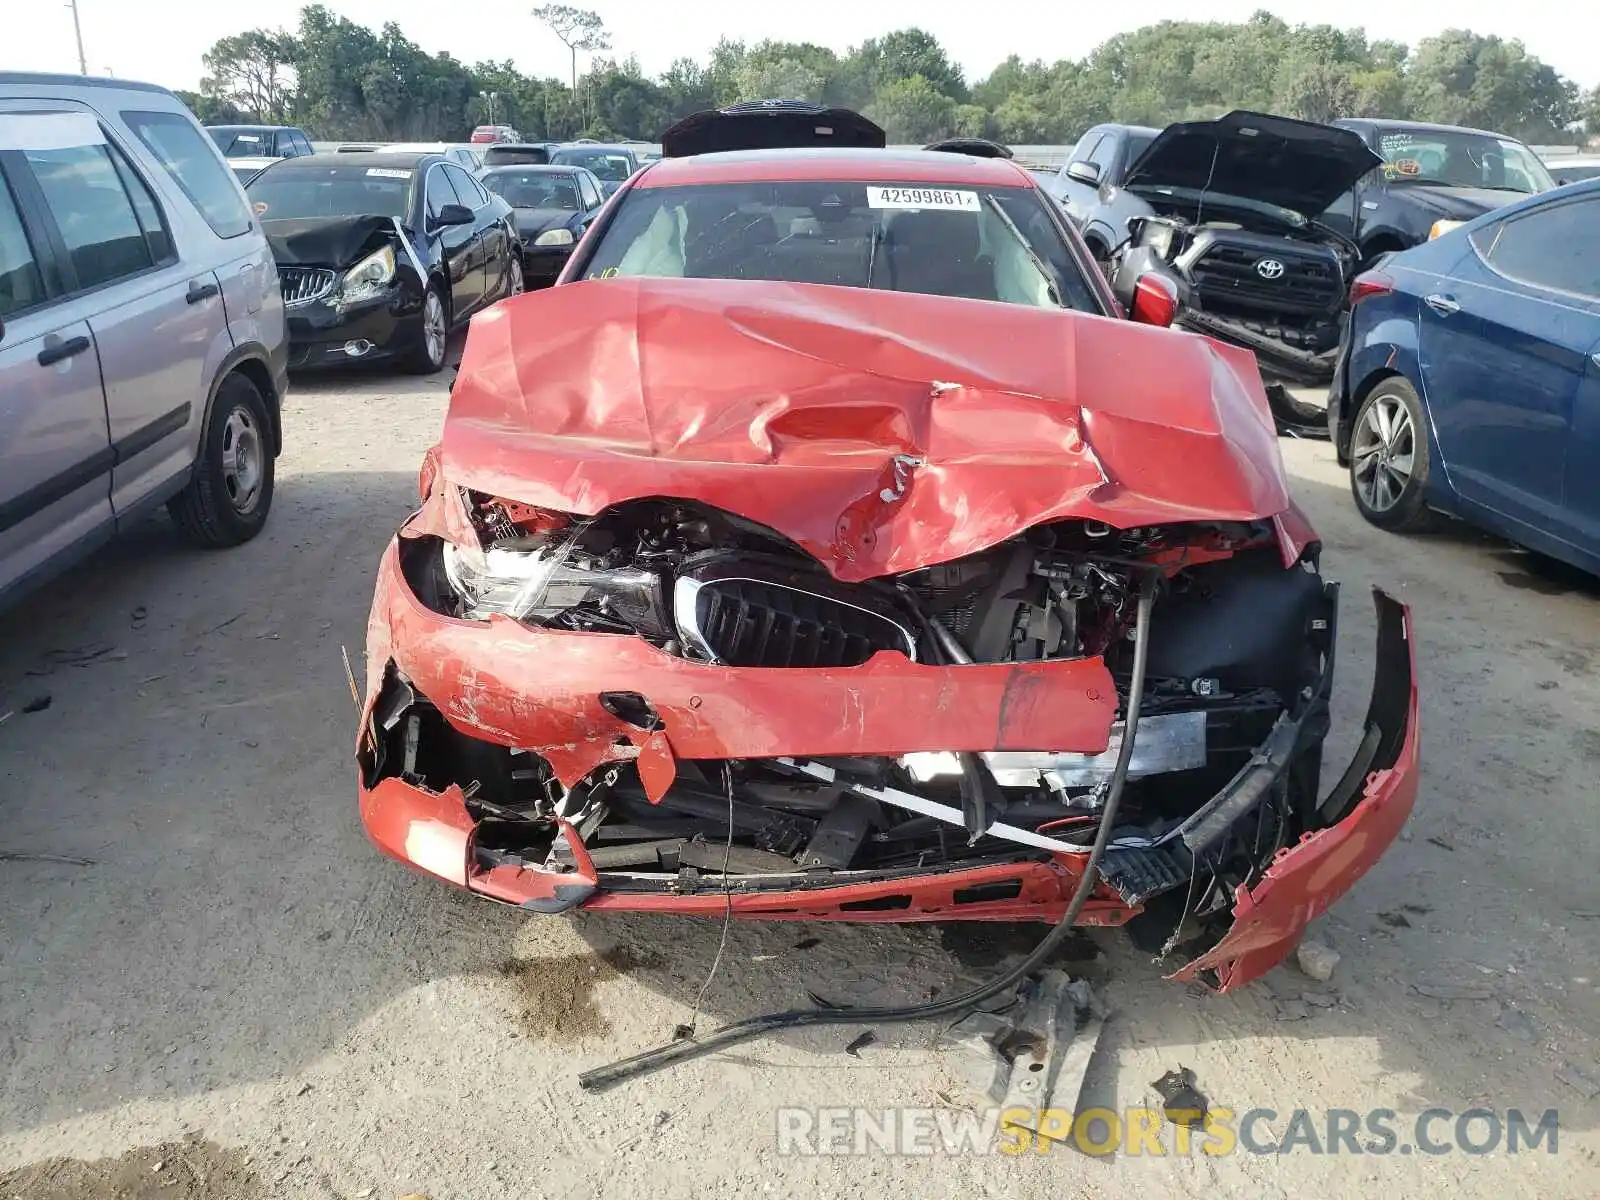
left=867, top=74, right=956, bottom=142
left=532, top=5, right=610, bottom=91
left=201, top=30, right=298, bottom=123
left=1407, top=30, right=1577, bottom=141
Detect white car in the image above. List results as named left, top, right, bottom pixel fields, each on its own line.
left=228, top=156, right=280, bottom=186
left=382, top=142, right=482, bottom=172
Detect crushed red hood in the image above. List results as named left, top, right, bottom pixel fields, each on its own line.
left=443, top=277, right=1293, bottom=582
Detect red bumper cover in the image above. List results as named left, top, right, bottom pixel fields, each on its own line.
left=357, top=533, right=1418, bottom=987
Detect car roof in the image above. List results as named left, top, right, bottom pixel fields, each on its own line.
left=0, top=70, right=171, bottom=96
left=635, top=146, right=1033, bottom=189
left=267, top=151, right=438, bottom=171
left=209, top=123, right=298, bottom=133
left=1337, top=116, right=1524, bottom=142
left=554, top=143, right=636, bottom=153
left=482, top=163, right=581, bottom=174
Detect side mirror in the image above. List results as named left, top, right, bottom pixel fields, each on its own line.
left=433, top=203, right=474, bottom=228
left=1065, top=160, right=1102, bottom=186
left=1129, top=273, right=1178, bottom=328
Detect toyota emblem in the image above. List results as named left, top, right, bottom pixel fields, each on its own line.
left=1256, top=258, right=1286, bottom=280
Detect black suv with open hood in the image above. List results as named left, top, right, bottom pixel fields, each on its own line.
left=1051, top=111, right=1381, bottom=386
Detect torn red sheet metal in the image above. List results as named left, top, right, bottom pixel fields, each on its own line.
left=443, top=276, right=1298, bottom=582
left=1170, top=591, right=1420, bottom=991
left=362, top=536, right=1119, bottom=795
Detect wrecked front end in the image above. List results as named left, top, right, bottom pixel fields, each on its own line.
left=354, top=277, right=1418, bottom=990
left=358, top=477, right=1417, bottom=989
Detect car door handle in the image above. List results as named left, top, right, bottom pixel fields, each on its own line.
left=1424, top=294, right=1461, bottom=316
left=186, top=279, right=220, bottom=304
left=37, top=334, right=91, bottom=366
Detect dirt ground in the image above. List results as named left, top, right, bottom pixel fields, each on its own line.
left=2, top=360, right=1598, bottom=1199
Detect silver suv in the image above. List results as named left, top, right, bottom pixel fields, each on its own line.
left=0, top=73, right=287, bottom=607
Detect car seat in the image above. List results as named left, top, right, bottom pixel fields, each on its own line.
left=878, top=209, right=998, bottom=302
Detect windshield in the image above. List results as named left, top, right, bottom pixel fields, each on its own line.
left=483, top=171, right=581, bottom=210
left=1376, top=128, right=1554, bottom=193
left=577, top=180, right=1099, bottom=312
left=552, top=148, right=634, bottom=182
left=1551, top=162, right=1600, bottom=185
left=246, top=166, right=412, bottom=221
left=1125, top=131, right=1157, bottom=169
left=211, top=130, right=271, bottom=159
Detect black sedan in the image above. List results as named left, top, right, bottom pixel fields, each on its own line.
left=479, top=164, right=607, bottom=285
left=247, top=152, right=523, bottom=374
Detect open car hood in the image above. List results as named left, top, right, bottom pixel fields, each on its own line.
left=441, top=277, right=1292, bottom=583
left=261, top=215, right=396, bottom=268
left=1124, top=110, right=1382, bottom=219
left=660, top=100, right=887, bottom=158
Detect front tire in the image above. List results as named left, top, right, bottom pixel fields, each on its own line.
left=506, top=255, right=524, bottom=299
left=168, top=373, right=275, bottom=548
left=1349, top=377, right=1435, bottom=532
left=403, top=284, right=449, bottom=375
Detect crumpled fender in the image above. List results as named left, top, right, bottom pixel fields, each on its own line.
left=359, top=775, right=599, bottom=914
left=1170, top=589, right=1419, bottom=991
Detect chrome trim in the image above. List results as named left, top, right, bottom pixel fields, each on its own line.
left=277, top=266, right=337, bottom=307
left=672, top=574, right=917, bottom=665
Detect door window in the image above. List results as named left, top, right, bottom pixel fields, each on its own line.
left=0, top=166, right=45, bottom=317
left=427, top=165, right=467, bottom=216
left=107, top=141, right=176, bottom=264
left=444, top=163, right=488, bottom=208
left=123, top=108, right=252, bottom=238
left=1086, top=134, right=1119, bottom=175
left=24, top=141, right=156, bottom=290
left=1473, top=198, right=1600, bottom=300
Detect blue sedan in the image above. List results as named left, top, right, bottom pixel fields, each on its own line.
left=1327, top=178, right=1600, bottom=576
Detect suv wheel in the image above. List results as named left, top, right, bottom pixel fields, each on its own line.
left=507, top=256, right=525, bottom=297
left=1349, top=378, right=1435, bottom=532
left=404, top=284, right=449, bottom=375
left=169, top=373, right=275, bottom=547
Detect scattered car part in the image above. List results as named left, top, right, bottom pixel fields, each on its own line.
left=1150, top=1065, right=1208, bottom=1126
left=942, top=970, right=1107, bottom=1143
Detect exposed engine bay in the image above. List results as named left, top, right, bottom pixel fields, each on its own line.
left=365, top=491, right=1349, bottom=962
left=1110, top=204, right=1359, bottom=387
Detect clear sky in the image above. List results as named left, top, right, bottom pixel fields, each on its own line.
left=12, top=1, right=1597, bottom=92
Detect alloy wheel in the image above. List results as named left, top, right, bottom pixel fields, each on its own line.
left=423, top=291, right=446, bottom=367
left=1351, top=393, right=1416, bottom=513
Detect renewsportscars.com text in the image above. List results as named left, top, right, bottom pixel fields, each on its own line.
left=775, top=1106, right=1560, bottom=1157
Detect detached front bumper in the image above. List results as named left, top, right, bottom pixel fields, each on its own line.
left=356, top=536, right=1419, bottom=989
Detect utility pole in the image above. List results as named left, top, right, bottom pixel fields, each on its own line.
left=67, top=0, right=88, bottom=75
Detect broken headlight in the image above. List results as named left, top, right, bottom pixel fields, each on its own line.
left=441, top=515, right=671, bottom=636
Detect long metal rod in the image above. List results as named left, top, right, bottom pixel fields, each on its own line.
left=578, top=571, right=1161, bottom=1092
left=68, top=0, right=87, bottom=75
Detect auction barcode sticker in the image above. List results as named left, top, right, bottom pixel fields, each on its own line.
left=366, top=167, right=412, bottom=179
left=866, top=186, right=980, bottom=211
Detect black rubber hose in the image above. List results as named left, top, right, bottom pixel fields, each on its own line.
left=577, top=571, right=1161, bottom=1092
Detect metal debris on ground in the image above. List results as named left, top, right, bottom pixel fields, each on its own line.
left=940, top=970, right=1107, bottom=1145
left=844, top=1030, right=876, bottom=1057
left=1414, top=981, right=1494, bottom=1001
left=1150, top=1065, right=1208, bottom=1127
left=1555, top=1063, right=1600, bottom=1100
